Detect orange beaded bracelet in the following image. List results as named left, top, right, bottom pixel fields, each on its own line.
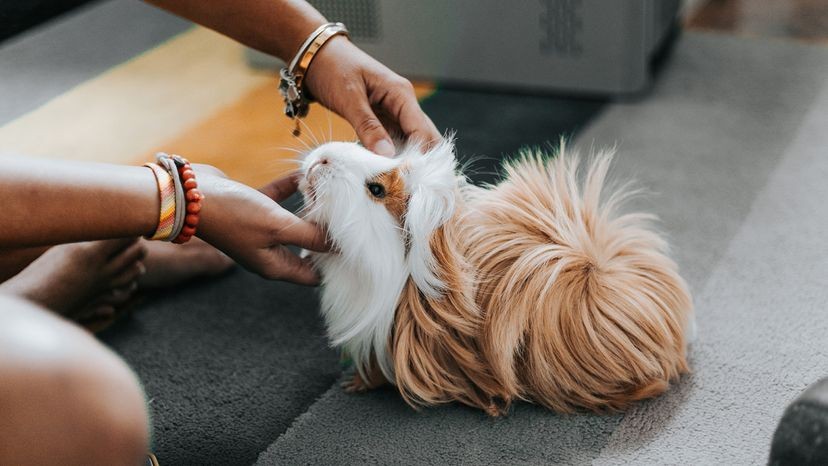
left=149, top=153, right=203, bottom=244
left=169, top=155, right=203, bottom=244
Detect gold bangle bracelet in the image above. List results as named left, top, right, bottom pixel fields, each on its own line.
left=279, top=22, right=349, bottom=134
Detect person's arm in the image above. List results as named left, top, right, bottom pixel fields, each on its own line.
left=0, top=157, right=158, bottom=246
left=144, top=0, right=324, bottom=62
left=0, top=156, right=327, bottom=284
left=145, top=0, right=441, bottom=155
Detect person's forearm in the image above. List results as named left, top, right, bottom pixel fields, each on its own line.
left=145, top=0, right=327, bottom=61
left=0, top=157, right=158, bottom=248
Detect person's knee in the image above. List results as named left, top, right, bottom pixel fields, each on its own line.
left=0, top=295, right=148, bottom=465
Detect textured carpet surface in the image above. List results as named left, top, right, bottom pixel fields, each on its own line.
left=99, top=270, right=340, bottom=465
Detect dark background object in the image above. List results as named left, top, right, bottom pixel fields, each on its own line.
left=0, top=0, right=97, bottom=44
left=770, top=378, right=828, bottom=466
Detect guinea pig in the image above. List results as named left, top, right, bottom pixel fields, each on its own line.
left=298, top=138, right=693, bottom=415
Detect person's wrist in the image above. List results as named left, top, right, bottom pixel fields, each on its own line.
left=282, top=19, right=328, bottom=63
left=186, top=171, right=221, bottom=242
left=302, top=35, right=354, bottom=99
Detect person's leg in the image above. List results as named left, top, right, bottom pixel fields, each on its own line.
left=0, top=246, right=49, bottom=282
left=0, top=294, right=149, bottom=465
left=0, top=238, right=147, bottom=322
left=0, top=237, right=234, bottom=326
left=138, top=237, right=234, bottom=289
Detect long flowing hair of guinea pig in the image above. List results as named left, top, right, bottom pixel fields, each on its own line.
left=391, top=194, right=509, bottom=416
left=383, top=142, right=508, bottom=415
left=461, top=143, right=692, bottom=413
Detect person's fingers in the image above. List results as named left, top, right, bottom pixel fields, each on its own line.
left=381, top=80, right=442, bottom=150
left=102, top=281, right=139, bottom=306
left=109, top=260, right=146, bottom=289
left=76, top=304, right=116, bottom=323
left=261, top=246, right=320, bottom=286
left=341, top=89, right=395, bottom=156
left=260, top=171, right=301, bottom=202
left=271, top=210, right=330, bottom=252
left=395, top=99, right=442, bottom=150
left=95, top=237, right=140, bottom=258
left=373, top=106, right=403, bottom=140
left=104, top=241, right=147, bottom=276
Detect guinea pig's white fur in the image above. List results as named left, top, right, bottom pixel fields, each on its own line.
left=299, top=140, right=460, bottom=380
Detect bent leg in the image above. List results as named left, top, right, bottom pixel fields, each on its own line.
left=0, top=246, right=48, bottom=282
left=0, top=294, right=149, bottom=465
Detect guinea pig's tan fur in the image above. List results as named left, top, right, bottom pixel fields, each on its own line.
left=367, top=168, right=409, bottom=222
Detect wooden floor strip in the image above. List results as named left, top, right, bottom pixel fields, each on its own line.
left=0, top=27, right=271, bottom=164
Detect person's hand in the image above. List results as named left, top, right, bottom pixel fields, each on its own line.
left=303, top=36, right=442, bottom=156
left=194, top=167, right=328, bottom=285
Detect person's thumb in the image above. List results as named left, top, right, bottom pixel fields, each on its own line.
left=342, top=98, right=395, bottom=156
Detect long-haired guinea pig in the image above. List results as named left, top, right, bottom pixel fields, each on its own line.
left=298, top=138, right=693, bottom=415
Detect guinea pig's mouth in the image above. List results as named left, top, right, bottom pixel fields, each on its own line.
left=300, top=161, right=330, bottom=204
left=306, top=159, right=326, bottom=176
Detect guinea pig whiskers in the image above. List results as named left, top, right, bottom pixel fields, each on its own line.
left=292, top=133, right=315, bottom=152
left=297, top=118, right=321, bottom=147
left=299, top=202, right=325, bottom=222
left=325, top=109, right=333, bottom=144
left=270, top=145, right=306, bottom=155
left=263, top=158, right=304, bottom=170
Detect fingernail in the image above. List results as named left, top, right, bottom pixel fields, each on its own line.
left=374, top=139, right=395, bottom=156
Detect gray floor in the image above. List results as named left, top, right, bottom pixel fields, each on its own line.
left=4, top=1, right=828, bottom=464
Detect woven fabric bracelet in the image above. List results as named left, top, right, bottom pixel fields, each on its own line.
left=156, top=153, right=186, bottom=240
left=144, top=162, right=176, bottom=240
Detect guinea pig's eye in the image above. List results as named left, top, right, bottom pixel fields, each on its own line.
left=366, top=182, right=386, bottom=199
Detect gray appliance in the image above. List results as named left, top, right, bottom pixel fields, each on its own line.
left=247, top=0, right=682, bottom=95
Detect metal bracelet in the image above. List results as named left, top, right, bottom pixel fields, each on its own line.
left=279, top=22, right=349, bottom=135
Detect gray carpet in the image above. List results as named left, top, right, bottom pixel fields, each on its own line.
left=100, top=271, right=340, bottom=465
left=257, top=33, right=828, bottom=465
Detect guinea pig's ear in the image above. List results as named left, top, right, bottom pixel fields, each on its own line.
left=402, top=139, right=460, bottom=298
